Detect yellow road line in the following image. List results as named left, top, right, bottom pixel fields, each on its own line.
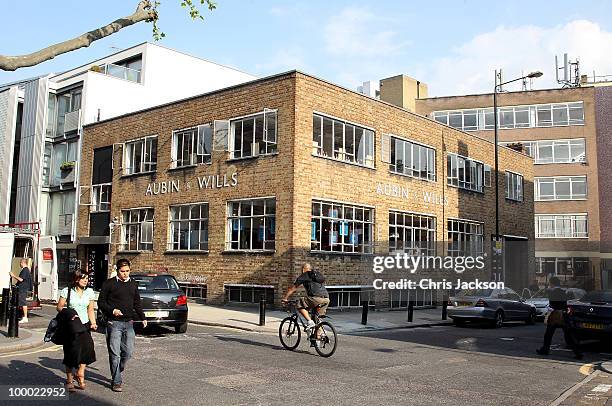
left=0, top=345, right=62, bottom=359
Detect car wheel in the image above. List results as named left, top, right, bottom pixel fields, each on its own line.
left=453, top=319, right=466, bottom=327
left=175, top=322, right=188, bottom=334
left=526, top=310, right=536, bottom=325
left=493, top=311, right=504, bottom=328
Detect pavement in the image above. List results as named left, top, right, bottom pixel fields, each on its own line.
left=0, top=303, right=451, bottom=354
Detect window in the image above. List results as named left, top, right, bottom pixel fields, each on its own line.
left=53, top=87, right=82, bottom=136
left=172, top=125, right=212, bottom=168
left=227, top=198, right=276, bottom=251
left=100, top=55, right=142, bottom=83
left=47, top=191, right=76, bottom=237
left=231, top=111, right=277, bottom=159
left=179, top=282, right=207, bottom=302
left=91, top=184, right=111, bottom=212
left=447, top=153, right=484, bottom=192
left=484, top=165, right=492, bottom=187
left=225, top=284, right=274, bottom=305
left=389, top=136, right=435, bottom=181
left=311, top=200, right=374, bottom=254
left=431, top=101, right=584, bottom=131
left=447, top=219, right=484, bottom=257
left=42, top=143, right=52, bottom=186
left=502, top=139, right=585, bottom=164
left=312, top=113, right=374, bottom=168
left=327, top=287, right=374, bottom=309
left=535, top=176, right=587, bottom=200
left=389, top=211, right=436, bottom=256
left=168, top=203, right=209, bottom=251
left=121, top=208, right=154, bottom=251
left=124, top=136, right=157, bottom=175
left=505, top=171, right=523, bottom=201
left=50, top=140, right=78, bottom=185
left=535, top=214, right=588, bottom=238
left=536, top=257, right=589, bottom=276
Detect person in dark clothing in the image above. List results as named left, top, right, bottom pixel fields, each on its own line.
left=536, top=277, right=583, bottom=359
left=282, top=263, right=330, bottom=332
left=97, top=258, right=147, bottom=392
left=9, top=258, right=33, bottom=323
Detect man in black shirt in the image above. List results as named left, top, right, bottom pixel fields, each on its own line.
left=536, top=277, right=582, bottom=359
left=98, top=258, right=147, bottom=392
left=9, top=259, right=33, bottom=323
left=282, top=263, right=330, bottom=332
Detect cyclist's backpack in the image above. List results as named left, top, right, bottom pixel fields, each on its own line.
left=309, top=270, right=326, bottom=283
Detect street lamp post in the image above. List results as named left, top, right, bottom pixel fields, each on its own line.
left=492, top=70, right=542, bottom=281
left=493, top=70, right=543, bottom=238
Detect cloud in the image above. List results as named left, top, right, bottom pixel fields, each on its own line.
left=425, top=20, right=612, bottom=96
left=323, top=7, right=411, bottom=58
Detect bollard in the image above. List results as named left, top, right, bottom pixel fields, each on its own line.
left=259, top=295, right=266, bottom=326
left=0, top=288, right=9, bottom=327
left=7, top=286, right=19, bottom=338
left=442, top=293, right=448, bottom=320
left=361, top=300, right=369, bottom=325
left=407, top=299, right=414, bottom=322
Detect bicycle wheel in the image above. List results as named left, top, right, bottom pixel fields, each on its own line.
left=279, top=316, right=301, bottom=350
left=313, top=321, right=337, bottom=357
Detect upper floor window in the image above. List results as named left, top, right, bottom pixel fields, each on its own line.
left=91, top=183, right=112, bottom=212
left=389, top=136, right=435, bottom=181
left=47, top=87, right=82, bottom=137
left=121, top=208, right=154, bottom=251
left=172, top=124, right=212, bottom=168
left=535, top=176, right=587, bottom=201
left=447, top=153, right=484, bottom=193
left=124, top=136, right=157, bottom=175
left=230, top=111, right=277, bottom=160
left=502, top=139, right=585, bottom=164
left=432, top=101, right=584, bottom=131
left=49, top=140, right=78, bottom=186
left=311, top=200, right=374, bottom=254
left=168, top=203, right=209, bottom=251
left=312, top=114, right=374, bottom=168
left=226, top=198, right=276, bottom=251
left=99, top=55, right=142, bottom=83
left=536, top=214, right=588, bottom=238
left=505, top=171, right=524, bottom=202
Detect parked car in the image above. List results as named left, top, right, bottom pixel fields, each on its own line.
left=526, top=288, right=586, bottom=319
left=131, top=273, right=188, bottom=334
left=448, top=288, right=537, bottom=328
left=567, top=290, right=612, bottom=342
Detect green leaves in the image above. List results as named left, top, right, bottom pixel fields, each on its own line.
left=152, top=0, right=217, bottom=41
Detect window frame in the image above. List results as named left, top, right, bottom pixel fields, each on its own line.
left=505, top=171, right=524, bottom=202
left=168, top=202, right=209, bottom=252
left=535, top=176, right=587, bottom=201
left=535, top=213, right=588, bottom=239
left=389, top=134, right=436, bottom=181
left=226, top=197, right=276, bottom=252
left=447, top=218, right=484, bottom=257
left=229, top=110, right=278, bottom=160
left=123, top=135, right=158, bottom=175
left=171, top=124, right=213, bottom=169
left=446, top=153, right=484, bottom=193
left=120, top=207, right=154, bottom=251
left=389, top=210, right=436, bottom=256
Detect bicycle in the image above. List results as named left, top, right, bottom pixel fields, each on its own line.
left=279, top=300, right=337, bottom=357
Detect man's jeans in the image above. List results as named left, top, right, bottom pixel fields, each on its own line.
left=106, top=320, right=135, bottom=385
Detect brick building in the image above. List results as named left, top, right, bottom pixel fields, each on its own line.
left=415, top=82, right=612, bottom=290
left=76, top=71, right=534, bottom=308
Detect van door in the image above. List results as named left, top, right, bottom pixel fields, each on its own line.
left=0, top=234, right=14, bottom=292
left=38, top=236, right=58, bottom=302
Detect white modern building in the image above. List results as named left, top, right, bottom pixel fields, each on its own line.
left=0, top=42, right=256, bottom=286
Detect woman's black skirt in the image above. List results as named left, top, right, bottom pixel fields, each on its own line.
left=62, top=322, right=96, bottom=368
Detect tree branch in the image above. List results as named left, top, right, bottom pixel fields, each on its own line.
left=0, top=1, right=157, bottom=71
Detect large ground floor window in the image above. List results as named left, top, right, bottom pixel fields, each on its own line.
left=227, top=198, right=276, bottom=251
left=311, top=200, right=374, bottom=254
left=447, top=218, right=484, bottom=257
left=389, top=211, right=436, bottom=256
left=121, top=208, right=154, bottom=251
left=178, top=282, right=207, bottom=303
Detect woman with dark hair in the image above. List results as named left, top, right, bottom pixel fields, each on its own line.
left=56, top=271, right=97, bottom=391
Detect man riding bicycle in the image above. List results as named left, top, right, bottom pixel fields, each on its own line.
left=282, top=263, right=329, bottom=332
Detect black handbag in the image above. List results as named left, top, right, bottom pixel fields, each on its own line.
left=46, top=288, right=86, bottom=344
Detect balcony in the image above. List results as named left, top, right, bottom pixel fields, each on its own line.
left=63, top=109, right=81, bottom=134
left=98, top=63, right=141, bottom=83
left=57, top=213, right=73, bottom=237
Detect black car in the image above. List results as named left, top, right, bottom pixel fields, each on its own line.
left=567, top=290, right=612, bottom=342
left=131, top=273, right=188, bottom=334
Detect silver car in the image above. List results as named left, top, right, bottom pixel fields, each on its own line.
left=526, top=288, right=586, bottom=319
left=448, top=288, right=537, bottom=328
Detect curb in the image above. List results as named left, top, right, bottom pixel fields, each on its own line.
left=600, top=361, right=612, bottom=374
left=188, top=319, right=453, bottom=334
left=0, top=330, right=47, bottom=354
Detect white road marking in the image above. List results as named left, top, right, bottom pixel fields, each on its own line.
left=0, top=345, right=62, bottom=359
left=591, top=384, right=612, bottom=393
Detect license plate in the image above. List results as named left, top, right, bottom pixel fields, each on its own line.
left=580, top=322, right=604, bottom=330
left=457, top=302, right=473, bottom=307
left=145, top=310, right=169, bottom=318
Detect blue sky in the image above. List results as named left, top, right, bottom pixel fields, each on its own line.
left=1, top=0, right=612, bottom=96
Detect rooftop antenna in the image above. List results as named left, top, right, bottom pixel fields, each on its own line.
left=555, top=53, right=580, bottom=87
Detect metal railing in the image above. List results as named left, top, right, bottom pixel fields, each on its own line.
left=100, top=63, right=141, bottom=83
